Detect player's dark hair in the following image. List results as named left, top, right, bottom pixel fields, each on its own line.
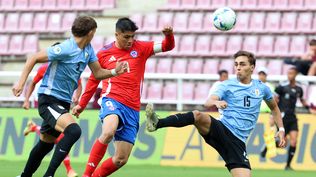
left=309, top=39, right=316, bottom=46
left=218, top=69, right=228, bottom=76
left=116, top=17, right=138, bottom=33
left=233, top=50, right=256, bottom=66
left=71, top=16, right=97, bottom=37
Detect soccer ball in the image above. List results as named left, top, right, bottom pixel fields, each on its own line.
left=212, top=7, right=237, bottom=31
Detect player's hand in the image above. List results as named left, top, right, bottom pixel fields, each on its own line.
left=22, top=101, right=30, bottom=110
left=115, top=61, right=129, bottom=75
left=215, top=101, right=228, bottom=109
left=276, top=130, right=286, bottom=148
left=72, top=105, right=83, bottom=118
left=72, top=95, right=79, bottom=105
left=12, top=83, right=24, bottom=97
left=162, top=26, right=173, bottom=35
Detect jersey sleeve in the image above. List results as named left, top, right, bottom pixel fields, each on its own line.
left=78, top=73, right=101, bottom=109
left=88, top=44, right=98, bottom=63
left=153, top=34, right=175, bottom=54
left=298, top=86, right=304, bottom=98
left=33, top=64, right=47, bottom=83
left=274, top=85, right=283, bottom=96
left=137, top=41, right=155, bottom=59
left=46, top=42, right=70, bottom=61
left=211, top=82, right=226, bottom=99
left=263, top=84, right=273, bottom=101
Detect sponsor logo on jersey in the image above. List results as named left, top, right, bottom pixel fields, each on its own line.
left=130, top=50, right=138, bottom=58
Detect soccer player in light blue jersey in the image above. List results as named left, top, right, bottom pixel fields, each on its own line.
left=145, top=51, right=286, bottom=177
left=12, top=16, right=128, bottom=177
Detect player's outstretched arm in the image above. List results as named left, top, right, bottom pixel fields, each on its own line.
left=12, top=50, right=48, bottom=97
left=22, top=81, right=37, bottom=110
left=204, top=95, right=227, bottom=109
left=88, top=60, right=128, bottom=80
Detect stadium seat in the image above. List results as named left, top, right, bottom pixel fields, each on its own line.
left=265, top=12, right=281, bottom=32
left=161, top=0, right=180, bottom=9
left=33, top=13, right=48, bottom=32
left=57, top=0, right=71, bottom=10
left=202, top=12, right=213, bottom=32
left=29, top=0, right=43, bottom=10
left=142, top=13, right=158, bottom=32
left=15, top=0, right=28, bottom=10
left=136, top=34, right=150, bottom=41
left=203, top=59, right=219, bottom=74
left=288, top=0, right=304, bottom=10
left=188, top=12, right=204, bottom=32
left=296, top=13, right=313, bottom=33
left=71, top=0, right=85, bottom=10
left=187, top=59, right=203, bottom=74
left=254, top=60, right=267, bottom=73
left=9, top=35, right=24, bottom=55
left=147, top=81, right=163, bottom=100
left=249, top=12, right=265, bottom=32
left=162, top=81, right=177, bottom=100
left=145, top=58, right=157, bottom=73
left=156, top=58, right=172, bottom=73
left=1, top=0, right=14, bottom=10
left=19, top=13, right=34, bottom=32
left=179, top=35, right=195, bottom=55
left=274, top=36, right=290, bottom=56
left=91, top=35, right=105, bottom=53
left=141, top=82, right=147, bottom=99
left=43, top=0, right=56, bottom=10
left=196, top=0, right=211, bottom=9
left=210, top=35, right=227, bottom=56
left=273, top=0, right=288, bottom=9
left=257, top=36, right=274, bottom=57
left=0, top=35, right=10, bottom=55
left=62, top=13, right=76, bottom=31
left=304, top=0, right=316, bottom=10
left=226, top=0, right=241, bottom=8
left=130, top=14, right=143, bottom=29
left=86, top=0, right=103, bottom=10
left=226, top=36, right=242, bottom=55
left=157, top=12, right=173, bottom=29
left=211, top=0, right=226, bottom=8
left=0, top=13, right=4, bottom=29
left=242, top=35, right=258, bottom=54
left=100, top=0, right=116, bottom=8
left=195, top=35, right=211, bottom=55
left=173, top=12, right=189, bottom=32
left=23, top=35, right=39, bottom=54
left=194, top=82, right=210, bottom=101
left=281, top=12, right=297, bottom=32
left=282, top=64, right=294, bottom=75
left=4, top=13, right=19, bottom=32
left=267, top=60, right=282, bottom=75
left=289, top=36, right=306, bottom=56
left=242, top=0, right=257, bottom=9
left=232, top=12, right=250, bottom=32
left=257, top=0, right=273, bottom=9
left=219, top=59, right=234, bottom=74
left=181, top=0, right=196, bottom=9
left=172, top=59, right=187, bottom=73
left=47, top=13, right=62, bottom=33
left=182, top=81, right=195, bottom=101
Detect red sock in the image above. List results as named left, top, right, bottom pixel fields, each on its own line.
left=63, top=155, right=72, bottom=173
left=83, top=139, right=108, bottom=176
left=92, top=157, right=118, bottom=177
left=33, top=125, right=41, bottom=135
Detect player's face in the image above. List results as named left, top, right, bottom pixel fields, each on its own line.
left=258, top=72, right=267, bottom=82
left=234, top=56, right=254, bottom=81
left=287, top=69, right=297, bottom=81
left=309, top=45, right=316, bottom=56
left=219, top=72, right=228, bottom=81
left=115, top=31, right=135, bottom=50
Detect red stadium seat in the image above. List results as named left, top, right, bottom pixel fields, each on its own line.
left=257, top=0, right=272, bottom=9
left=179, top=35, right=195, bottom=55
left=91, top=35, right=105, bottom=53
left=47, top=13, right=62, bottom=33
left=0, top=13, right=4, bottom=29
left=249, top=12, right=265, bottom=32
left=19, top=13, right=34, bottom=32
left=257, top=36, right=274, bottom=57
left=1, top=0, right=14, bottom=10
left=15, top=0, right=28, bottom=10
left=4, top=13, right=19, bottom=32
left=173, top=12, right=189, bottom=32
left=242, top=0, right=257, bottom=9
left=226, top=36, right=242, bottom=55
left=0, top=35, right=10, bottom=55
left=211, top=0, right=226, bottom=8
left=267, top=60, right=282, bottom=75
left=188, top=12, right=204, bottom=32
left=163, top=81, right=177, bottom=100
left=195, top=35, right=211, bottom=55
left=288, top=0, right=303, bottom=9
left=142, top=13, right=158, bottom=32
left=182, top=81, right=195, bottom=101
left=157, top=12, right=173, bottom=29
left=194, top=82, right=210, bottom=101
left=232, top=12, right=250, bottom=32
left=219, top=59, right=234, bottom=74
left=172, top=59, right=187, bottom=73
left=33, top=13, right=48, bottom=32
left=265, top=12, right=281, bottom=32
left=100, top=0, right=116, bottom=8
left=281, top=12, right=297, bottom=32
left=296, top=13, right=313, bottom=33
left=187, top=59, right=203, bottom=74
left=210, top=35, right=227, bottom=56
left=273, top=0, right=288, bottom=9
left=145, top=58, right=157, bottom=73
left=43, top=0, right=56, bottom=10
left=243, top=35, right=258, bottom=54
left=57, top=0, right=71, bottom=10
left=71, top=0, right=85, bottom=10
left=147, top=81, right=163, bottom=100
left=9, top=35, right=24, bottom=55
left=23, top=35, right=39, bottom=54
left=156, top=58, right=173, bottom=73
left=289, top=36, right=306, bottom=56
left=203, top=59, right=219, bottom=74
left=62, top=13, right=76, bottom=31
left=274, top=36, right=290, bottom=56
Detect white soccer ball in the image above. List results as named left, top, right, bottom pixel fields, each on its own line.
left=212, top=7, right=237, bottom=31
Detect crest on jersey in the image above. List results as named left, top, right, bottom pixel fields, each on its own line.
left=130, top=50, right=138, bottom=58
left=53, top=46, right=61, bottom=54
left=85, top=52, right=89, bottom=59
left=251, top=88, right=260, bottom=96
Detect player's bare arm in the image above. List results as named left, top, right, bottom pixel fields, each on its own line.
left=266, top=98, right=286, bottom=148
left=88, top=60, right=128, bottom=80
left=12, top=50, right=48, bottom=97
left=22, top=81, right=37, bottom=110
left=204, top=95, right=227, bottom=109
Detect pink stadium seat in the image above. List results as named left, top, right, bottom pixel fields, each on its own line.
left=249, top=12, right=265, bottom=32
left=267, top=60, right=282, bottom=75
left=188, top=12, right=204, bottom=32
left=182, top=82, right=195, bottom=101
left=211, top=0, right=226, bottom=8
left=288, top=0, right=303, bottom=9
left=210, top=35, right=227, bottom=56
left=130, top=14, right=143, bottom=29
left=281, top=12, right=297, bottom=32
left=57, top=0, right=71, bottom=10
left=296, top=13, right=313, bottom=33
left=173, top=12, right=189, bottom=32
left=91, top=35, right=105, bottom=53
left=265, top=12, right=281, bottom=32
left=71, top=0, right=85, bottom=10
left=203, top=12, right=213, bottom=32
left=0, top=13, right=4, bottom=29
left=273, top=0, right=288, bottom=9
left=9, top=35, right=24, bottom=55
left=257, top=36, right=274, bottom=56
left=47, top=13, right=62, bottom=33
left=172, top=59, right=187, bottom=73
left=19, top=13, right=34, bottom=32
left=181, top=0, right=196, bottom=9
left=257, top=0, right=272, bottom=9
left=274, top=36, right=290, bottom=56
left=163, top=81, right=177, bottom=100
left=232, top=12, right=250, bottom=32
left=142, top=13, right=158, bottom=32
left=43, top=0, right=56, bottom=10
left=23, top=35, right=39, bottom=54
left=195, top=35, right=211, bottom=55
left=15, top=0, right=28, bottom=10
left=196, top=0, right=211, bottom=9
left=304, top=0, right=316, bottom=10
left=85, top=0, right=102, bottom=10
left=179, top=35, right=195, bottom=55
left=243, top=36, right=258, bottom=53
left=194, top=82, right=210, bottom=101
left=29, top=0, right=43, bottom=10
left=0, top=35, right=9, bottom=55
left=226, top=36, right=242, bottom=55
left=242, top=0, right=257, bottom=9
left=157, top=34, right=180, bottom=57
left=62, top=13, right=76, bottom=30
left=219, top=59, right=234, bottom=74
left=100, top=0, right=116, bottom=8
left=254, top=60, right=267, bottom=73
left=141, top=82, right=147, bottom=99
left=187, top=59, right=203, bottom=73
left=145, top=58, right=156, bottom=73
left=157, top=12, right=173, bottom=29
left=162, top=0, right=180, bottom=9
left=289, top=36, right=306, bottom=56
left=226, top=0, right=241, bottom=8
left=203, top=59, right=219, bottom=74
left=4, top=13, right=19, bottom=32
left=33, top=13, right=48, bottom=32
left=1, top=0, right=14, bottom=10
left=147, top=81, right=163, bottom=100
left=156, top=58, right=172, bottom=73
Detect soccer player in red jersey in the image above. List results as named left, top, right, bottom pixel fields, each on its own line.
left=72, top=17, right=174, bottom=177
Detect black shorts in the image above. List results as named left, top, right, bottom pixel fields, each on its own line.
left=38, top=94, right=70, bottom=137
left=282, top=114, right=298, bottom=135
left=202, top=117, right=251, bottom=171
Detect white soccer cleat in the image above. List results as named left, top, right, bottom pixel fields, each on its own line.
left=145, top=103, right=159, bottom=132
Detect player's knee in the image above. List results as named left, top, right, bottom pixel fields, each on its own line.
left=113, top=156, right=128, bottom=167
left=100, top=130, right=115, bottom=143
left=64, top=123, right=81, bottom=141
left=290, top=139, right=297, bottom=146
left=192, top=110, right=201, bottom=121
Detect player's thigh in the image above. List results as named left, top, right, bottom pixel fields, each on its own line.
left=40, top=133, right=57, bottom=143
left=55, top=113, right=77, bottom=132
left=101, top=114, right=120, bottom=136
left=113, top=141, right=133, bottom=160
left=230, top=168, right=251, bottom=177
left=193, top=110, right=211, bottom=136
